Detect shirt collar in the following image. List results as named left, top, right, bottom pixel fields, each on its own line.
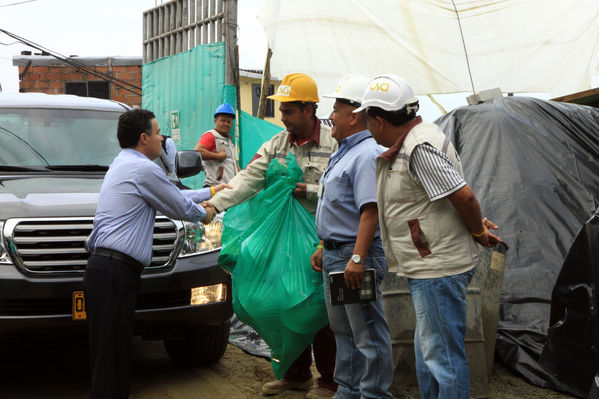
left=340, top=129, right=372, bottom=149
left=122, top=148, right=150, bottom=159
left=289, top=117, right=321, bottom=145
left=379, top=116, right=423, bottom=162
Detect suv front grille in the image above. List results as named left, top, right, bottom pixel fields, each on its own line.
left=4, top=216, right=182, bottom=274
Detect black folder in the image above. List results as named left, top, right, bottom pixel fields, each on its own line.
left=329, top=268, right=376, bottom=305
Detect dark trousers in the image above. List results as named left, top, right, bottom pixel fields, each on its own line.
left=283, top=325, right=338, bottom=391
left=84, top=254, right=141, bottom=399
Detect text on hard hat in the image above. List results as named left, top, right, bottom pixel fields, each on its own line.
left=276, top=85, right=291, bottom=96
left=370, top=82, right=390, bottom=92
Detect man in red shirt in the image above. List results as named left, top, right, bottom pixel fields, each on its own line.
left=194, top=103, right=239, bottom=187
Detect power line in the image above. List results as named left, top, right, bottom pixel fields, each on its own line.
left=0, top=0, right=38, bottom=8
left=0, top=28, right=142, bottom=96
left=451, top=0, right=476, bottom=96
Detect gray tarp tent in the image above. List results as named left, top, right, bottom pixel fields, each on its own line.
left=435, top=97, right=599, bottom=396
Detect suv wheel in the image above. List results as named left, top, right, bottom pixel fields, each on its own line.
left=164, top=319, right=231, bottom=367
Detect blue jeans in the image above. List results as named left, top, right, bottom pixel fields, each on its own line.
left=408, top=267, right=476, bottom=399
left=322, top=239, right=393, bottom=399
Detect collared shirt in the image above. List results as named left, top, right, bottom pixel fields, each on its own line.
left=210, top=122, right=337, bottom=216
left=315, top=130, right=384, bottom=241
left=380, top=116, right=422, bottom=162
left=88, top=148, right=209, bottom=266
left=164, top=137, right=177, bottom=170
left=378, top=115, right=464, bottom=201
left=288, top=117, right=321, bottom=146
left=410, top=144, right=466, bottom=201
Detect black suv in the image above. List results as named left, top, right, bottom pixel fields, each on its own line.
left=0, top=93, right=232, bottom=365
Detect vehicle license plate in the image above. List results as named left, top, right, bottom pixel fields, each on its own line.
left=72, top=291, right=87, bottom=320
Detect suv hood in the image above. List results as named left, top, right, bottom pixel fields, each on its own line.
left=0, top=175, right=103, bottom=219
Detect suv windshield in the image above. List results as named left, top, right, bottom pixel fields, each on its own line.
left=0, top=108, right=122, bottom=168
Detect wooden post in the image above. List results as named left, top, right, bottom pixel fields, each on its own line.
left=235, top=44, right=241, bottom=111
left=223, top=0, right=238, bottom=87
left=257, top=47, right=273, bottom=120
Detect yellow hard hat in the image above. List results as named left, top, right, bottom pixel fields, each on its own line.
left=268, top=73, right=319, bottom=103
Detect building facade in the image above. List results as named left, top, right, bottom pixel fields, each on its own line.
left=13, top=53, right=142, bottom=107
left=239, top=68, right=283, bottom=127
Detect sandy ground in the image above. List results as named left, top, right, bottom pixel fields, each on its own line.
left=0, top=337, right=577, bottom=399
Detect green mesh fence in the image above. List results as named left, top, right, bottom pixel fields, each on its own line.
left=142, top=42, right=235, bottom=188
left=238, top=110, right=282, bottom=168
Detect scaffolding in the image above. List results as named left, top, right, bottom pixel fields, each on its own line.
left=142, top=0, right=238, bottom=86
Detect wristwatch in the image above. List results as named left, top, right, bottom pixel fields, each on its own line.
left=351, top=254, right=364, bottom=264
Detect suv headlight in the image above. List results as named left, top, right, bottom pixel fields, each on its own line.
left=0, top=222, right=13, bottom=264
left=179, top=214, right=223, bottom=257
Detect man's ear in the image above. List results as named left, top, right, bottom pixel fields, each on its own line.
left=349, top=112, right=359, bottom=127
left=304, top=105, right=315, bottom=119
left=138, top=131, right=149, bottom=146
left=375, top=115, right=386, bottom=130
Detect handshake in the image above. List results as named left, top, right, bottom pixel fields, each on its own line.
left=200, top=183, right=231, bottom=224
left=201, top=201, right=219, bottom=224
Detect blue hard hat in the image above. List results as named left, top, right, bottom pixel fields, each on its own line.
left=214, top=103, right=236, bottom=118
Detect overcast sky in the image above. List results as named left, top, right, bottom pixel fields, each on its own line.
left=0, top=0, right=552, bottom=120
left=0, top=0, right=268, bottom=86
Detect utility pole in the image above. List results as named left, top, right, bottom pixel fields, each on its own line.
left=257, top=47, right=273, bottom=120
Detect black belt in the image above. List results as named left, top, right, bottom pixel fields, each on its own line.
left=91, top=247, right=145, bottom=274
left=323, top=240, right=354, bottom=250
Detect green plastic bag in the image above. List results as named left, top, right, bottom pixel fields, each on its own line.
left=219, top=153, right=329, bottom=378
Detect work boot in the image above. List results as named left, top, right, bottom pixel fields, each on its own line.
left=306, top=386, right=335, bottom=399
left=262, top=378, right=313, bottom=396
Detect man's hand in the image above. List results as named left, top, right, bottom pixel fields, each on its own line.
left=195, top=143, right=228, bottom=162
left=201, top=201, right=220, bottom=214
left=212, top=183, right=233, bottom=194
left=311, top=247, right=323, bottom=272
left=473, top=217, right=503, bottom=247
left=344, top=260, right=365, bottom=290
left=202, top=205, right=216, bottom=224
left=292, top=183, right=307, bottom=198
left=215, top=150, right=227, bottom=161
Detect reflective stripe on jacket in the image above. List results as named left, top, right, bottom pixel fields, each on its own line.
left=211, top=124, right=337, bottom=216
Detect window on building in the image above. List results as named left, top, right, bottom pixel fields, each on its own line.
left=65, top=81, right=110, bottom=99
left=251, top=83, right=274, bottom=118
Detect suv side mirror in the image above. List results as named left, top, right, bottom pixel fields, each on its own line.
left=175, top=151, right=203, bottom=178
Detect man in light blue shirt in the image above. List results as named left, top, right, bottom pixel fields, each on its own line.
left=312, top=75, right=393, bottom=399
left=162, top=134, right=177, bottom=172
left=84, top=108, right=227, bottom=399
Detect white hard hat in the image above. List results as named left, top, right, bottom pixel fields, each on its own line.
left=354, top=74, right=418, bottom=113
left=323, top=74, right=371, bottom=107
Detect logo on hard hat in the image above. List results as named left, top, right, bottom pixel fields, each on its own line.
left=334, top=84, right=342, bottom=93
left=276, top=85, right=292, bottom=97
left=370, top=82, right=390, bottom=92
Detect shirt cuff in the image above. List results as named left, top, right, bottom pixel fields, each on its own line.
left=429, top=181, right=467, bottom=201
left=186, top=203, right=207, bottom=223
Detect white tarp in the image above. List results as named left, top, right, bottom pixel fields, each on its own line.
left=259, top=0, right=599, bottom=103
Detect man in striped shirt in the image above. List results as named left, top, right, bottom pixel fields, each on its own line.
left=355, top=74, right=501, bottom=399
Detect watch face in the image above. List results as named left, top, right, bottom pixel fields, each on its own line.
left=351, top=254, right=363, bottom=264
